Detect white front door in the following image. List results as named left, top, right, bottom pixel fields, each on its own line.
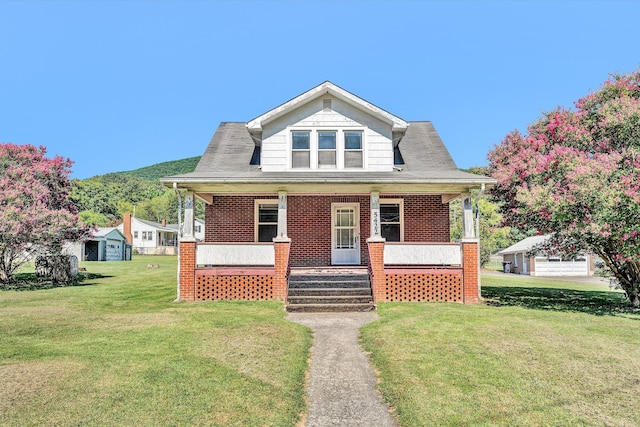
left=332, top=203, right=360, bottom=265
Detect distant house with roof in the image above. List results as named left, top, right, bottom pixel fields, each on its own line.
left=161, top=81, right=495, bottom=309
left=498, top=235, right=594, bottom=276
left=118, top=214, right=180, bottom=255
left=64, top=227, right=131, bottom=261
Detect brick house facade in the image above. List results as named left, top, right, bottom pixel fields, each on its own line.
left=164, top=82, right=494, bottom=305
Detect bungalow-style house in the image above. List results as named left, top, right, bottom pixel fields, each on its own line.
left=64, top=227, right=131, bottom=261
left=162, top=82, right=495, bottom=310
left=499, top=235, right=595, bottom=276
left=118, top=214, right=181, bottom=255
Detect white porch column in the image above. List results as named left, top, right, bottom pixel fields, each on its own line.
left=462, top=193, right=475, bottom=239
left=369, top=191, right=384, bottom=241
left=276, top=191, right=288, bottom=239
left=182, top=191, right=196, bottom=242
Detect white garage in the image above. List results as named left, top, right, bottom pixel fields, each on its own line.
left=499, top=235, right=593, bottom=277
left=65, top=228, right=131, bottom=262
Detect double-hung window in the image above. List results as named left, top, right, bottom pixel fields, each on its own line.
left=292, top=131, right=310, bottom=168
left=256, top=201, right=278, bottom=242
left=380, top=200, right=403, bottom=242
left=318, top=131, right=336, bottom=168
left=344, top=131, right=363, bottom=168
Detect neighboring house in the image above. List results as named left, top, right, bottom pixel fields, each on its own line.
left=167, top=218, right=205, bottom=241
left=65, top=227, right=131, bottom=261
left=162, top=81, right=495, bottom=307
left=118, top=215, right=179, bottom=255
left=499, top=235, right=594, bottom=276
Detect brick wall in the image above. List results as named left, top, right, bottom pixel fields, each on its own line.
left=462, top=240, right=480, bottom=304
left=179, top=241, right=196, bottom=301
left=204, top=194, right=452, bottom=267
left=384, top=194, right=450, bottom=242
left=288, top=195, right=370, bottom=266
left=367, top=240, right=386, bottom=302
left=205, top=196, right=269, bottom=242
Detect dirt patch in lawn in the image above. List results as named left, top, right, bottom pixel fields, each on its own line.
left=0, top=361, right=83, bottom=412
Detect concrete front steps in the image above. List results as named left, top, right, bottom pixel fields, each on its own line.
left=286, top=268, right=375, bottom=313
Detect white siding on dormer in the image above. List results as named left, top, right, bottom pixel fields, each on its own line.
left=261, top=96, right=394, bottom=172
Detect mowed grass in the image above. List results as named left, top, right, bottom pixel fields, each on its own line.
left=362, top=273, right=640, bottom=426
left=0, top=256, right=311, bottom=427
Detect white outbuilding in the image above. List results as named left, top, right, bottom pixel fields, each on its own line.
left=65, top=227, right=131, bottom=261
left=498, top=235, right=594, bottom=277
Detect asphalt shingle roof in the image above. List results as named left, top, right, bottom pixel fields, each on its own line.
left=163, top=121, right=493, bottom=186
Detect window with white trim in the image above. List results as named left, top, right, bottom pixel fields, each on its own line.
left=344, top=131, right=363, bottom=168
left=380, top=199, right=403, bottom=242
left=255, top=200, right=278, bottom=242
left=318, top=131, right=337, bottom=168
left=289, top=129, right=364, bottom=170
left=292, top=131, right=310, bottom=168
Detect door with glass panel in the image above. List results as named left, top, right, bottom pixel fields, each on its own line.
left=331, top=203, right=360, bottom=265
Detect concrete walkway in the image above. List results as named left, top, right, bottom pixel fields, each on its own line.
left=288, top=312, right=398, bottom=427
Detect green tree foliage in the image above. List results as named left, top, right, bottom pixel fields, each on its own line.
left=70, top=157, right=204, bottom=226
left=115, top=156, right=200, bottom=180
left=489, top=69, right=640, bottom=307
left=450, top=187, right=518, bottom=267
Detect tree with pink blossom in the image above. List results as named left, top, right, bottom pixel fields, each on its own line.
left=0, top=144, right=90, bottom=283
left=489, top=69, right=640, bottom=307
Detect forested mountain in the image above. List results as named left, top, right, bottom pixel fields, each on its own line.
left=71, top=157, right=203, bottom=226
left=114, top=156, right=201, bottom=181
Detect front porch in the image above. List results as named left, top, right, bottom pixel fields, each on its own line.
left=176, top=190, right=481, bottom=306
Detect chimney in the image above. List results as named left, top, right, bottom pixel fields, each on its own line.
left=161, top=218, right=166, bottom=227
left=123, top=213, right=133, bottom=244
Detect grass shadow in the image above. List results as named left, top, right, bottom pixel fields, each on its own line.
left=0, top=272, right=111, bottom=291
left=482, top=285, right=640, bottom=317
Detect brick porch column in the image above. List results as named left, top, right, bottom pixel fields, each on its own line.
left=367, top=238, right=386, bottom=302
left=462, top=239, right=480, bottom=304
left=179, top=240, right=196, bottom=301
left=273, top=238, right=291, bottom=301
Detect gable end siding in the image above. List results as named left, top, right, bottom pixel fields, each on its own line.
left=261, top=96, right=393, bottom=172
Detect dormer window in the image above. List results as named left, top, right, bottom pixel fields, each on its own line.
left=292, top=131, right=310, bottom=168
left=318, top=131, right=336, bottom=168
left=344, top=131, right=363, bottom=168
left=290, top=129, right=364, bottom=170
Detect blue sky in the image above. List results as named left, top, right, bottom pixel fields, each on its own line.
left=1, top=0, right=639, bottom=179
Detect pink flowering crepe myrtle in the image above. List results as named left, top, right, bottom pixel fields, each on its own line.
left=0, top=143, right=91, bottom=283
left=489, top=69, right=640, bottom=307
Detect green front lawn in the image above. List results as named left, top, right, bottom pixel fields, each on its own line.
left=5, top=259, right=640, bottom=426
left=362, top=273, right=640, bottom=426
left=0, top=256, right=311, bottom=426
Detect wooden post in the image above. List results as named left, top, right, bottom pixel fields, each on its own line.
left=277, top=191, right=288, bottom=239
